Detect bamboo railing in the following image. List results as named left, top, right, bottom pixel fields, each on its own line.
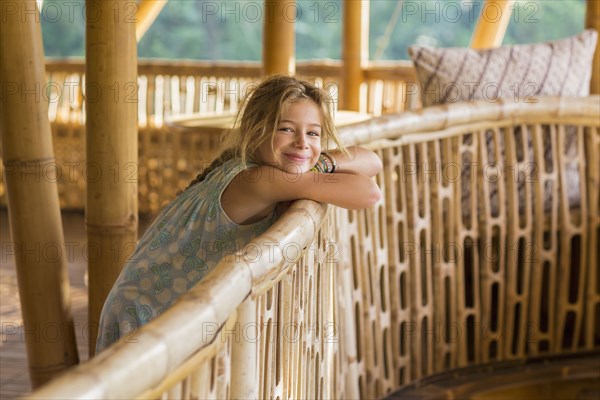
left=0, top=59, right=417, bottom=213
left=42, top=58, right=416, bottom=124
left=27, top=96, right=600, bottom=399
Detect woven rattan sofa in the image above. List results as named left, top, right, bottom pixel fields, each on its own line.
left=28, top=95, right=599, bottom=399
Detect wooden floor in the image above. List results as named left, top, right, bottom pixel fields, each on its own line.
left=1, top=209, right=89, bottom=398
left=0, top=208, right=152, bottom=398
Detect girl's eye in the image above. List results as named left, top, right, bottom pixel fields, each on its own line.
left=308, top=131, right=320, bottom=137
left=278, top=127, right=293, bottom=133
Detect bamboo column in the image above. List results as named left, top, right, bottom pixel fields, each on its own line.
left=586, top=0, right=600, bottom=94
left=263, top=0, right=296, bottom=75
left=86, top=0, right=138, bottom=356
left=470, top=0, right=515, bottom=49
left=0, top=0, right=78, bottom=387
left=136, top=0, right=168, bottom=41
left=341, top=0, right=369, bottom=111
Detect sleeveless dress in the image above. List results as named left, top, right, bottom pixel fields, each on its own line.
left=96, top=159, right=278, bottom=353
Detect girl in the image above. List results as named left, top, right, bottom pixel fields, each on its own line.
left=96, top=75, right=382, bottom=353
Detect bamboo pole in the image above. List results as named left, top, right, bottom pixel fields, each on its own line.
left=230, top=298, right=259, bottom=398
left=470, top=0, right=515, bottom=49
left=586, top=0, right=600, bottom=94
left=342, top=0, right=369, bottom=111
left=86, top=0, right=138, bottom=356
left=136, top=0, right=168, bottom=41
left=262, top=0, right=296, bottom=75
left=0, top=0, right=78, bottom=387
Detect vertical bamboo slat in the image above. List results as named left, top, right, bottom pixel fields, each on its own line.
left=0, top=0, right=78, bottom=387
left=262, top=0, right=296, bottom=75
left=585, top=126, right=600, bottom=349
left=230, top=299, right=259, bottom=398
left=86, top=0, right=138, bottom=356
left=586, top=0, right=600, bottom=94
left=342, top=0, right=369, bottom=111
left=470, top=0, right=515, bottom=49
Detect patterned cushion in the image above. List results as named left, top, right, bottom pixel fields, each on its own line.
left=409, top=31, right=598, bottom=217
left=408, top=30, right=598, bottom=107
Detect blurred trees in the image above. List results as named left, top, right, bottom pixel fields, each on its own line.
left=40, top=0, right=586, bottom=61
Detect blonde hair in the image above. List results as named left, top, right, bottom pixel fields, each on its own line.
left=181, top=75, right=347, bottom=192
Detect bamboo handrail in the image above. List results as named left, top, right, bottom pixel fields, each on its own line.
left=338, top=96, right=600, bottom=145
left=27, top=96, right=600, bottom=399
left=43, top=58, right=416, bottom=79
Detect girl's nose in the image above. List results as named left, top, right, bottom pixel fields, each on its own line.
left=295, top=132, right=308, bottom=148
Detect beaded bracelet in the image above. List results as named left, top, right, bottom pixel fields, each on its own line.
left=310, top=152, right=337, bottom=173
left=321, top=152, right=337, bottom=173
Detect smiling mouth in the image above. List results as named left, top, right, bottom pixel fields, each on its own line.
left=283, top=154, right=310, bottom=163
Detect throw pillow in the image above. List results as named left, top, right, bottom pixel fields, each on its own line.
left=408, top=29, right=598, bottom=106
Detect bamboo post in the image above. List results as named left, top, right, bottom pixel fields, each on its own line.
left=262, top=0, right=296, bottom=75
left=230, top=298, right=259, bottom=398
left=0, top=0, right=78, bottom=387
left=586, top=0, right=600, bottom=94
left=136, top=0, right=168, bottom=41
left=86, top=0, right=138, bottom=356
left=470, top=0, right=515, bottom=49
left=341, top=0, right=369, bottom=111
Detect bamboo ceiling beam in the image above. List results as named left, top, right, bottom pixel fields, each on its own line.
left=586, top=0, right=600, bottom=94
left=470, top=0, right=515, bottom=49
left=342, top=0, right=369, bottom=111
left=86, top=0, right=138, bottom=356
left=263, top=0, right=296, bottom=75
left=0, top=0, right=78, bottom=387
left=136, top=0, right=168, bottom=41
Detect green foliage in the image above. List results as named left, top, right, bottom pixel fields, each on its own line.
left=40, top=0, right=587, bottom=61
left=504, top=0, right=586, bottom=45
left=40, top=0, right=85, bottom=57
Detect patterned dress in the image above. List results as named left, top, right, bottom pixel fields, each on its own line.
left=96, top=159, right=278, bottom=353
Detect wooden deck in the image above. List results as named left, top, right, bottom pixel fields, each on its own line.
left=1, top=208, right=89, bottom=398
left=0, top=208, right=153, bottom=398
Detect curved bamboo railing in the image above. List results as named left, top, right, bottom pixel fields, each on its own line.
left=26, top=96, right=600, bottom=399
left=0, top=59, right=417, bottom=213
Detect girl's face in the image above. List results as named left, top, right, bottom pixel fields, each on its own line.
left=257, top=99, right=322, bottom=173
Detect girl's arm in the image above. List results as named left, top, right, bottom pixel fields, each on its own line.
left=327, top=146, right=382, bottom=178
left=222, top=165, right=381, bottom=224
